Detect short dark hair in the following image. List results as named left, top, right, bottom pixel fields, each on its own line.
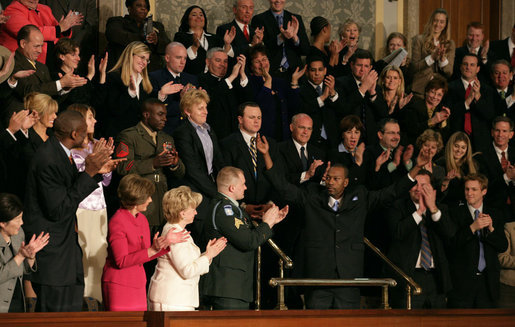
left=492, top=116, right=514, bottom=131
left=249, top=44, right=267, bottom=62
left=330, top=163, right=349, bottom=179
left=490, top=59, right=512, bottom=74
left=53, top=110, right=85, bottom=141
left=306, top=55, right=326, bottom=67
left=424, top=76, right=448, bottom=95
left=349, top=49, right=374, bottom=65
left=415, top=170, right=436, bottom=189
left=118, top=175, right=155, bottom=208
left=378, top=118, right=399, bottom=133
left=467, top=21, right=484, bottom=32
left=0, top=193, right=23, bottom=223
left=339, top=115, right=363, bottom=133
left=55, top=38, right=79, bottom=65
left=237, top=101, right=260, bottom=117
left=464, top=173, right=488, bottom=190
left=461, top=53, right=480, bottom=65
left=141, top=98, right=164, bottom=114
left=17, top=24, right=40, bottom=47
left=125, top=0, right=150, bottom=10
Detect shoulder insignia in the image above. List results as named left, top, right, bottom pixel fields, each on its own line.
left=234, top=217, right=244, bottom=229
left=125, top=160, right=134, bottom=171
left=352, top=196, right=358, bottom=201
left=224, top=205, right=234, bottom=216
left=116, top=142, right=129, bottom=158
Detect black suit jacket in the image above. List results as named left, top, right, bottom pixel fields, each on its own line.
left=216, top=19, right=254, bottom=71
left=23, top=136, right=101, bottom=286
left=251, top=9, right=309, bottom=75
left=298, top=80, right=343, bottom=149
left=492, top=85, right=514, bottom=119
left=402, top=96, right=451, bottom=145
left=445, top=79, right=496, bottom=152
left=173, top=119, right=225, bottom=199
left=387, top=198, right=454, bottom=294
left=452, top=46, right=489, bottom=82
left=173, top=31, right=223, bottom=75
left=488, top=37, right=511, bottom=63
left=448, top=204, right=508, bottom=300
left=198, top=73, right=252, bottom=140
left=336, top=75, right=389, bottom=145
left=278, top=138, right=325, bottom=185
left=149, top=68, right=198, bottom=135
left=220, top=131, right=281, bottom=204
left=264, top=164, right=416, bottom=279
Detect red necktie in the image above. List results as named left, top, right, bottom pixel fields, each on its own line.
left=501, top=151, right=509, bottom=172
left=243, top=24, right=250, bottom=42
left=464, top=84, right=473, bottom=135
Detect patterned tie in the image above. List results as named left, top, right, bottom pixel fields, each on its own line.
left=500, top=90, right=506, bottom=100
left=501, top=151, right=509, bottom=172
left=300, top=146, right=308, bottom=171
left=243, top=24, right=250, bottom=42
left=316, top=85, right=323, bottom=96
left=69, top=154, right=74, bottom=165
left=249, top=137, right=257, bottom=179
left=332, top=200, right=339, bottom=212
left=464, top=84, right=473, bottom=135
left=276, top=15, right=289, bottom=70
left=419, top=218, right=433, bottom=271
left=474, top=209, right=487, bottom=272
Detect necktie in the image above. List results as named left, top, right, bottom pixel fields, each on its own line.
left=474, top=209, right=487, bottom=272
left=501, top=151, right=509, bottom=172
left=315, top=85, right=322, bottom=96
left=358, top=82, right=367, bottom=129
left=300, top=146, right=308, bottom=171
left=276, top=15, right=289, bottom=70
left=419, top=218, right=433, bottom=271
left=249, top=137, right=257, bottom=179
left=243, top=24, right=250, bottom=42
left=332, top=200, right=339, bottom=212
left=500, top=90, right=506, bottom=100
left=464, top=84, right=473, bottom=135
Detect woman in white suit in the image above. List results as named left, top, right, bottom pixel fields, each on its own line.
left=148, top=186, right=226, bottom=311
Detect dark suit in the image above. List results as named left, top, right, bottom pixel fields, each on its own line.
left=386, top=198, right=454, bottom=308
left=337, top=75, right=389, bottom=145
left=492, top=86, right=514, bottom=119
left=216, top=19, right=254, bottom=71
left=198, top=73, right=252, bottom=140
left=446, top=79, right=496, bottom=152
left=149, top=68, right=198, bottom=135
left=105, top=15, right=170, bottom=73
left=448, top=204, right=508, bottom=308
left=488, top=37, right=511, bottom=63
left=173, top=31, right=223, bottom=75
left=298, top=80, right=343, bottom=150
left=327, top=146, right=365, bottom=186
left=23, top=136, right=101, bottom=311
left=452, top=46, right=489, bottom=83
left=251, top=9, right=309, bottom=77
left=278, top=138, right=325, bottom=185
left=264, top=164, right=416, bottom=309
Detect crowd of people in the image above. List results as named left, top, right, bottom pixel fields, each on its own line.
left=0, top=0, right=515, bottom=313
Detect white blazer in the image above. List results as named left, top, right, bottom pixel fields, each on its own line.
left=148, top=223, right=210, bottom=309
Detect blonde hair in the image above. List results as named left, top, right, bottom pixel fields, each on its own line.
left=421, top=8, right=451, bottom=54
left=109, top=41, right=153, bottom=94
left=379, top=65, right=405, bottom=100
left=217, top=166, right=243, bottom=189
left=162, top=186, right=202, bottom=224
left=179, top=89, right=210, bottom=116
left=444, top=132, right=478, bottom=176
left=416, top=129, right=444, bottom=153
left=117, top=174, right=155, bottom=208
left=338, top=19, right=361, bottom=40
left=24, top=92, right=58, bottom=118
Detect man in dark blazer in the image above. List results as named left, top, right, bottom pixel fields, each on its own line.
left=251, top=0, right=309, bottom=78
left=115, top=99, right=185, bottom=235
left=448, top=174, right=508, bottom=308
left=5, top=25, right=86, bottom=115
left=149, top=42, right=198, bottom=135
left=488, top=23, right=515, bottom=65
left=260, top=135, right=424, bottom=309
left=489, top=60, right=514, bottom=119
left=201, top=166, right=287, bottom=310
left=477, top=116, right=515, bottom=221
left=446, top=53, right=496, bottom=152
left=336, top=50, right=388, bottom=145
left=451, top=22, right=490, bottom=82
left=299, top=56, right=343, bottom=151
left=198, top=48, right=252, bottom=140
left=23, top=110, right=113, bottom=311
left=386, top=171, right=454, bottom=309
left=220, top=102, right=282, bottom=218
left=216, top=0, right=262, bottom=71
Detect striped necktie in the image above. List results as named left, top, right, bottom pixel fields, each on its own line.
left=250, top=136, right=257, bottom=179
left=419, top=218, right=432, bottom=271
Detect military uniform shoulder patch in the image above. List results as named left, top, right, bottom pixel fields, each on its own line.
left=224, top=205, right=234, bottom=216
left=116, top=142, right=129, bottom=158
left=234, top=217, right=244, bottom=229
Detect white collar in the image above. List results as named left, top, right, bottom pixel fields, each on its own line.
left=240, top=129, right=257, bottom=147
left=467, top=203, right=483, bottom=219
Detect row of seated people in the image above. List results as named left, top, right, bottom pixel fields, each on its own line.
left=1, top=87, right=515, bottom=312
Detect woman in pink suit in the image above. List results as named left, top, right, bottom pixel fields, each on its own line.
left=0, top=0, right=82, bottom=64
left=102, top=174, right=188, bottom=311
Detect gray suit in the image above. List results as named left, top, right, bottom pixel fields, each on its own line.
left=0, top=228, right=36, bottom=312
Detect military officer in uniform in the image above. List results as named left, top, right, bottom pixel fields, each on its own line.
left=114, top=98, right=186, bottom=235
left=201, top=166, right=288, bottom=310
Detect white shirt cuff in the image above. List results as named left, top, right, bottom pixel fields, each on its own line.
left=56, top=80, right=63, bottom=92
left=438, top=58, right=449, bottom=68
left=227, top=47, right=235, bottom=58
left=330, top=92, right=339, bottom=102
left=425, top=55, right=435, bottom=66
left=299, top=171, right=308, bottom=183
left=224, top=78, right=233, bottom=89
left=187, top=46, right=198, bottom=60
left=506, top=95, right=514, bottom=108
left=412, top=211, right=423, bottom=225
left=316, top=96, right=324, bottom=107
left=240, top=77, right=248, bottom=87
left=128, top=86, right=137, bottom=98
left=8, top=79, right=17, bottom=88
left=431, top=210, right=442, bottom=222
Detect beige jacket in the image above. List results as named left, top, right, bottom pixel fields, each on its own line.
left=499, top=222, right=515, bottom=286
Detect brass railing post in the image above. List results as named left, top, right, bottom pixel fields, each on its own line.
left=406, top=284, right=412, bottom=310
left=382, top=285, right=391, bottom=309
left=276, top=260, right=287, bottom=310
left=255, top=245, right=261, bottom=311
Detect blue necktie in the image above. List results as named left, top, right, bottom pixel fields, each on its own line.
left=474, top=209, right=486, bottom=272
left=332, top=200, right=339, bottom=212
left=276, top=15, right=289, bottom=70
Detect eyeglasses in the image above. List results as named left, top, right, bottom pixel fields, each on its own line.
left=133, top=54, right=150, bottom=64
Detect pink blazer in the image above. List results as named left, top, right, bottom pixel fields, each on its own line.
left=102, top=208, right=166, bottom=288
left=0, top=1, right=62, bottom=63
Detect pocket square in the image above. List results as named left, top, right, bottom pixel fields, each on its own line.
left=352, top=196, right=358, bottom=201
